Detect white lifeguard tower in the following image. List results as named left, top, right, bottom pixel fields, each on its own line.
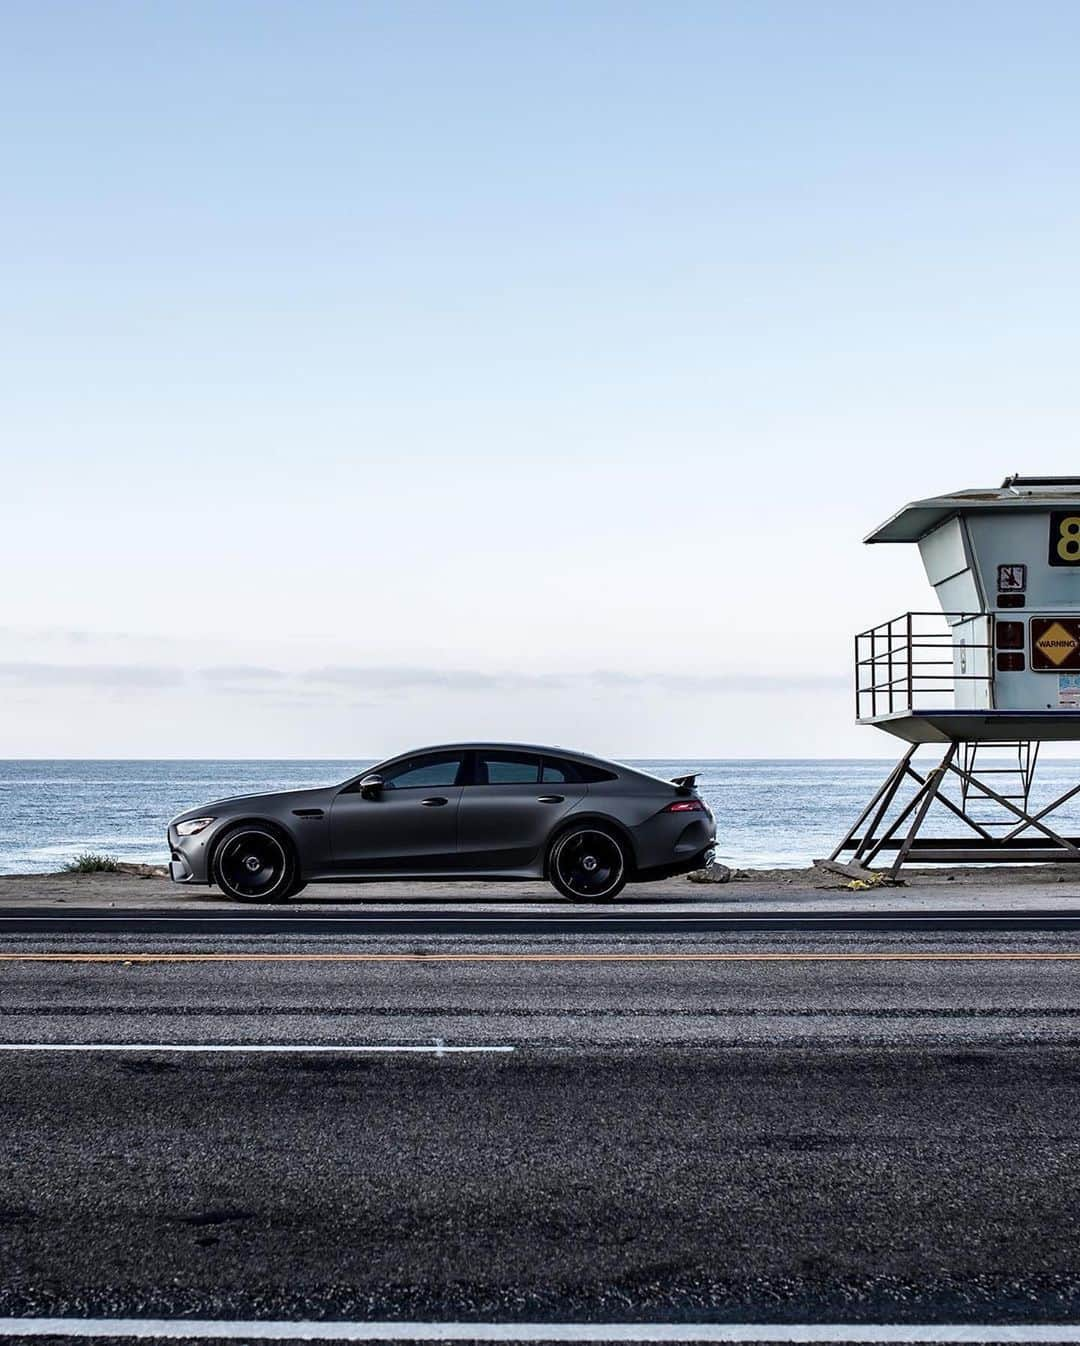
left=832, top=475, right=1080, bottom=874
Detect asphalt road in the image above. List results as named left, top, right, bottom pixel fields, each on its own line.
left=6, top=905, right=1080, bottom=935
left=5, top=919, right=1080, bottom=1336
left=5, top=1038, right=1080, bottom=1327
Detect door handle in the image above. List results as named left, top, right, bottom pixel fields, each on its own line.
left=536, top=795, right=565, bottom=803
left=420, top=796, right=449, bottom=807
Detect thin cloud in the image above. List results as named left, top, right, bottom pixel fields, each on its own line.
left=0, top=661, right=847, bottom=697
left=303, top=666, right=845, bottom=694
left=588, top=670, right=848, bottom=693
left=0, top=662, right=184, bottom=689
left=305, top=665, right=568, bottom=692
left=215, top=685, right=334, bottom=702
left=198, top=665, right=288, bottom=683
left=0, top=626, right=139, bottom=645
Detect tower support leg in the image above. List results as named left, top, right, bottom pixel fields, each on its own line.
left=828, top=748, right=915, bottom=864
left=889, top=743, right=957, bottom=878
left=832, top=739, right=1080, bottom=872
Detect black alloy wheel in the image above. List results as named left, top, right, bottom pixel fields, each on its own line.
left=548, top=827, right=628, bottom=901
left=213, top=826, right=298, bottom=903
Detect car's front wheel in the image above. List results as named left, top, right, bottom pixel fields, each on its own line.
left=548, top=826, right=628, bottom=902
left=212, top=826, right=299, bottom=903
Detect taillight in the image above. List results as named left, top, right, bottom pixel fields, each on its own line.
left=665, top=799, right=705, bottom=812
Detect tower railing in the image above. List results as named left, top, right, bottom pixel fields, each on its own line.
left=854, top=611, right=993, bottom=722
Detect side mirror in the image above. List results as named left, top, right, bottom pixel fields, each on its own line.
left=359, top=773, right=384, bottom=800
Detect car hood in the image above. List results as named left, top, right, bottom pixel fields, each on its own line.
left=171, top=786, right=337, bottom=826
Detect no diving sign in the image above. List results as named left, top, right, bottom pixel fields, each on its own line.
left=1031, top=617, right=1080, bottom=671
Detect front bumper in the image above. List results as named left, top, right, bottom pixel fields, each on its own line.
left=169, top=853, right=194, bottom=883
left=166, top=826, right=214, bottom=884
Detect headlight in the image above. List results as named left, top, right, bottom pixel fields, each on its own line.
left=176, top=817, right=215, bottom=837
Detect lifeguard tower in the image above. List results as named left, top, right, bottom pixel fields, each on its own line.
left=832, top=475, right=1080, bottom=875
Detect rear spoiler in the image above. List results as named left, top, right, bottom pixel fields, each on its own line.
left=670, top=773, right=699, bottom=794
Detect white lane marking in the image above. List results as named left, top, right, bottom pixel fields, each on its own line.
left=0, top=1043, right=513, bottom=1054
left=3, top=1319, right=1080, bottom=1341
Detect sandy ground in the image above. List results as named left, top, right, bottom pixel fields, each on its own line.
left=1, top=862, right=1078, bottom=911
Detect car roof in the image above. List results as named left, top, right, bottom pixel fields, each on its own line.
left=351, top=743, right=674, bottom=791
left=386, top=742, right=618, bottom=766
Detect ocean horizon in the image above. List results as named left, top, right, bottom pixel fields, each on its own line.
left=4, top=756, right=1080, bottom=876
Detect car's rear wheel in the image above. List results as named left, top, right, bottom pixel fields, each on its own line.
left=548, top=826, right=628, bottom=902
left=213, top=826, right=298, bottom=903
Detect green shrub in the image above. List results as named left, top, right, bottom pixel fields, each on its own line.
left=62, top=852, right=121, bottom=874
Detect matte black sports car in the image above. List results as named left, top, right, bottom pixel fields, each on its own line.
left=168, top=743, right=715, bottom=902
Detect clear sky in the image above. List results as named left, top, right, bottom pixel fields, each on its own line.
left=3, top=1, right=1080, bottom=758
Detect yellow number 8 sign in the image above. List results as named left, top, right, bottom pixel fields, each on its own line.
left=1049, top=512, right=1080, bottom=566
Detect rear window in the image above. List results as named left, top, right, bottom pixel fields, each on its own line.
left=542, top=757, right=617, bottom=785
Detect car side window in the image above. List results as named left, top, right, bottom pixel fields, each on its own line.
left=541, top=757, right=616, bottom=783
left=382, top=754, right=464, bottom=789
left=575, top=763, right=618, bottom=783
left=476, top=752, right=542, bottom=785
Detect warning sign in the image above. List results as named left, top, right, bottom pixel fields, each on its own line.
left=1031, top=618, right=1080, bottom=670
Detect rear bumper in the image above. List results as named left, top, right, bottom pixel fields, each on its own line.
left=633, top=844, right=716, bottom=883
left=629, top=813, right=716, bottom=881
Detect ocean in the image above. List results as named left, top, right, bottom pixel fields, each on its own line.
left=3, top=758, right=1080, bottom=875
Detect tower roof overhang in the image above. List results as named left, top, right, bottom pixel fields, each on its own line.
left=866, top=476, right=1080, bottom=544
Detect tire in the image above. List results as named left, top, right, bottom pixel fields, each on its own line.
left=548, top=825, right=628, bottom=902
left=212, top=825, right=298, bottom=903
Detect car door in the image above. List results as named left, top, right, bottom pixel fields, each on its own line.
left=456, top=750, right=586, bottom=870
left=329, top=751, right=466, bottom=873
